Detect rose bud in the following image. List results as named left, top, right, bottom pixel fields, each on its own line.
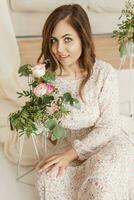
left=32, top=64, right=46, bottom=78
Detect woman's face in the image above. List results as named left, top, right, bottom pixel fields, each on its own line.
left=50, top=19, right=82, bottom=69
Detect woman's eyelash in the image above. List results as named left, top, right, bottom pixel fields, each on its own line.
left=50, top=37, right=72, bottom=44
left=64, top=37, right=72, bottom=42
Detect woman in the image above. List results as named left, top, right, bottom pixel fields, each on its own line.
left=36, top=4, right=134, bottom=200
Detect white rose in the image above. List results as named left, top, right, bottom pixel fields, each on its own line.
left=32, top=64, right=46, bottom=78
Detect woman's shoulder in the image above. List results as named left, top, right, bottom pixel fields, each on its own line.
left=94, top=59, right=115, bottom=73
left=93, top=59, right=116, bottom=79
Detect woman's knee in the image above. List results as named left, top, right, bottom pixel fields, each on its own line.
left=85, top=141, right=127, bottom=178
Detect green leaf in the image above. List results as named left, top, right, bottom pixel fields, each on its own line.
left=52, top=125, right=65, bottom=140
left=46, top=119, right=57, bottom=130
left=63, top=92, right=72, bottom=102
left=16, top=90, right=31, bottom=98
left=60, top=105, right=68, bottom=112
left=18, top=64, right=32, bottom=77
left=41, top=95, right=54, bottom=105
left=73, top=101, right=81, bottom=109
left=119, top=42, right=127, bottom=57
left=43, top=70, right=55, bottom=82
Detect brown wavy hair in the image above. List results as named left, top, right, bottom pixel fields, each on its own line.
left=37, top=4, right=96, bottom=100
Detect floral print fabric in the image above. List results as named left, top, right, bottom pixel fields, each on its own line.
left=36, top=60, right=134, bottom=200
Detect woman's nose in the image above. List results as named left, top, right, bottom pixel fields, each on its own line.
left=57, top=41, right=65, bottom=53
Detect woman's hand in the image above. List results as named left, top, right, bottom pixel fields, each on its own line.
left=37, top=148, right=78, bottom=177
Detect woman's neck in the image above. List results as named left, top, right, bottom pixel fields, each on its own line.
left=55, top=65, right=85, bottom=79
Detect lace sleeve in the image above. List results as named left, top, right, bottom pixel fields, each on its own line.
left=72, top=65, right=121, bottom=161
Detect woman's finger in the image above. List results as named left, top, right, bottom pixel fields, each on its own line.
left=36, top=155, right=58, bottom=170
left=39, top=158, right=59, bottom=171
left=36, top=159, right=46, bottom=170
left=36, top=158, right=48, bottom=170
left=45, top=155, right=58, bottom=163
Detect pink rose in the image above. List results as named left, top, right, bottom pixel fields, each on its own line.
left=47, top=83, right=55, bottom=93
left=34, top=83, right=47, bottom=97
left=32, top=64, right=46, bottom=78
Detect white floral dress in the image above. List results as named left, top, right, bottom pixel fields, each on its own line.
left=36, top=60, right=134, bottom=200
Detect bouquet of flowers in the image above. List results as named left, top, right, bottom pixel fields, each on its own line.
left=9, top=62, right=79, bottom=142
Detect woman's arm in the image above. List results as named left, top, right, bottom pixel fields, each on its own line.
left=72, top=65, right=120, bottom=161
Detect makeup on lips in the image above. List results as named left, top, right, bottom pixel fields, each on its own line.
left=58, top=54, right=70, bottom=60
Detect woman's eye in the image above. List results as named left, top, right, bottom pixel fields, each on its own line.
left=64, top=37, right=72, bottom=43
left=50, top=38, right=57, bottom=44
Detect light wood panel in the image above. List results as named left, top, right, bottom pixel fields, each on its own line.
left=18, top=38, right=42, bottom=65
left=17, top=35, right=130, bottom=69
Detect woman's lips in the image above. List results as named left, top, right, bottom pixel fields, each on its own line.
left=58, top=55, right=70, bottom=60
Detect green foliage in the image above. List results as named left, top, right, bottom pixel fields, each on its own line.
left=46, top=119, right=57, bottom=130
left=16, top=90, right=32, bottom=98
left=9, top=63, right=79, bottom=140
left=18, top=64, right=32, bottom=76
left=51, top=125, right=65, bottom=140
left=112, top=0, right=134, bottom=57
left=63, top=92, right=79, bottom=105
left=43, top=71, right=56, bottom=82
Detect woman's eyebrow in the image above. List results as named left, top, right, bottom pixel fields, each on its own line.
left=50, top=34, right=72, bottom=39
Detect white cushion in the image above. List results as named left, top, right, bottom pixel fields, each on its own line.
left=9, top=0, right=127, bottom=36
left=10, top=10, right=120, bottom=36
left=118, top=69, right=134, bottom=101
left=10, top=0, right=88, bottom=12
left=88, top=0, right=134, bottom=13
left=117, top=69, right=134, bottom=116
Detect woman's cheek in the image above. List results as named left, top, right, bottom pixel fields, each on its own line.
left=51, top=44, right=56, bottom=54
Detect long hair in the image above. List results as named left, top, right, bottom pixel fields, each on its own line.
left=37, top=4, right=96, bottom=100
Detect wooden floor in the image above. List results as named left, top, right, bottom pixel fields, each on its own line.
left=17, top=35, right=130, bottom=69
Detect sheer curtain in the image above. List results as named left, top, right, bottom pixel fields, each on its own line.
left=0, top=0, right=21, bottom=143
left=0, top=0, right=38, bottom=166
